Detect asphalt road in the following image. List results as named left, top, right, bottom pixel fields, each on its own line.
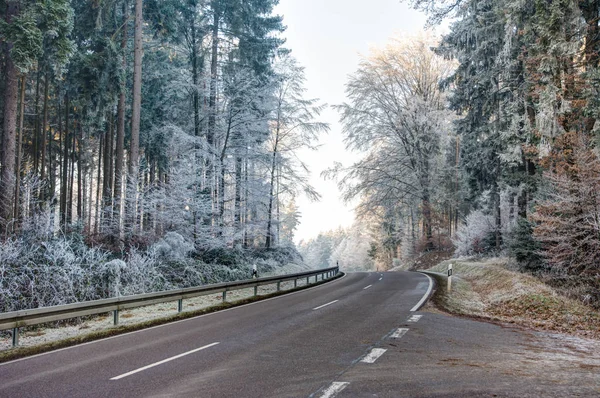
left=1, top=271, right=599, bottom=397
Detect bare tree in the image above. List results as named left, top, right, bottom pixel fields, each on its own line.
left=127, top=0, right=143, bottom=235
left=334, top=33, right=454, bottom=250
left=265, top=55, right=329, bottom=248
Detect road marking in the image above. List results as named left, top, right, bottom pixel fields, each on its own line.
left=361, top=348, right=387, bottom=363
left=0, top=273, right=348, bottom=367
left=378, top=277, right=382, bottom=281
left=391, top=328, right=409, bottom=338
left=318, top=382, right=349, bottom=398
left=313, top=300, right=339, bottom=310
left=408, top=315, right=422, bottom=323
left=110, top=342, right=220, bottom=380
left=363, top=285, right=372, bottom=290
left=410, top=273, right=433, bottom=312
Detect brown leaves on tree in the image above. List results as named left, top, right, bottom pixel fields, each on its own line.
left=533, top=135, right=600, bottom=275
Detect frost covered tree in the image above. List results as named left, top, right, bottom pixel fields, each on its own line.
left=264, top=55, right=329, bottom=248
left=333, top=33, right=454, bottom=252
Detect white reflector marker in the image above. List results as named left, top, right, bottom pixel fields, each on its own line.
left=363, top=285, right=372, bottom=290
left=408, top=315, right=422, bottom=323
left=319, top=382, right=349, bottom=398
left=110, top=342, right=220, bottom=380
left=313, top=300, right=339, bottom=310
left=391, top=328, right=409, bottom=339
left=361, top=348, right=387, bottom=363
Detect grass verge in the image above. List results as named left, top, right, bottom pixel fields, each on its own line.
left=0, top=273, right=344, bottom=364
left=421, top=258, right=600, bottom=340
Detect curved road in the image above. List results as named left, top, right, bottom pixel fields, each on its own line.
left=2, top=271, right=598, bottom=397
left=0, top=272, right=430, bottom=398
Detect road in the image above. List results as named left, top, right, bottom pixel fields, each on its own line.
left=1, top=271, right=599, bottom=397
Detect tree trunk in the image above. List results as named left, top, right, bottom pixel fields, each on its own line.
left=0, top=1, right=20, bottom=228
left=128, top=0, right=143, bottom=235
left=422, top=191, right=433, bottom=250
left=114, top=0, right=128, bottom=228
left=77, top=126, right=83, bottom=221
left=208, top=4, right=219, bottom=148
left=218, top=114, right=233, bottom=233
left=191, top=15, right=201, bottom=138
left=103, top=114, right=113, bottom=227
left=243, top=156, right=249, bottom=248
left=33, top=71, right=41, bottom=175
left=265, top=140, right=279, bottom=249
left=40, top=75, right=49, bottom=183
left=14, top=76, right=26, bottom=222
left=234, top=155, right=242, bottom=244
left=68, top=118, right=76, bottom=224
left=493, top=180, right=502, bottom=250
left=95, top=135, right=103, bottom=234
left=60, top=95, right=70, bottom=227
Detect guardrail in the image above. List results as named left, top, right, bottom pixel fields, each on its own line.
left=1, top=266, right=340, bottom=347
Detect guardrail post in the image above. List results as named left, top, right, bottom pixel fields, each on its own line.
left=113, top=310, right=119, bottom=326
left=294, top=279, right=297, bottom=288
left=254, top=286, right=258, bottom=296
left=222, top=290, right=227, bottom=302
left=178, top=299, right=183, bottom=313
left=12, top=327, right=18, bottom=347
left=277, top=281, right=281, bottom=291
left=315, top=275, right=318, bottom=283
left=307, top=276, right=309, bottom=285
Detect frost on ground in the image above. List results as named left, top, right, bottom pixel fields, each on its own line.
left=507, top=330, right=600, bottom=392
left=425, top=257, right=600, bottom=340
left=0, top=277, right=309, bottom=352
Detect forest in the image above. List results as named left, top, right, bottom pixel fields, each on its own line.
left=0, top=0, right=326, bottom=312
left=1, top=0, right=600, bottom=312
left=301, top=0, right=600, bottom=308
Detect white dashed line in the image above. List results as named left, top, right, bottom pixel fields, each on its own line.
left=378, top=277, right=382, bottom=281
left=391, top=328, right=409, bottom=338
left=363, top=285, right=372, bottom=290
left=110, top=342, right=220, bottom=380
left=408, top=315, right=422, bottom=323
left=318, top=382, right=349, bottom=398
left=361, top=348, right=387, bottom=363
left=313, top=300, right=339, bottom=310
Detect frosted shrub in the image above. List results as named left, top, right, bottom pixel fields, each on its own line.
left=454, top=210, right=496, bottom=256
left=153, top=232, right=193, bottom=260
left=0, top=236, right=304, bottom=312
left=0, top=237, right=110, bottom=312
left=120, top=250, right=170, bottom=296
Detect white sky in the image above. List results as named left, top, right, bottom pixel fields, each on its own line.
left=273, top=0, right=428, bottom=243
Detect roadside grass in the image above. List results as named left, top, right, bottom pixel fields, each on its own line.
left=423, top=258, right=600, bottom=340
left=0, top=273, right=344, bottom=364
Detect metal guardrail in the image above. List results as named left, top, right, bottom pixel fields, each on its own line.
left=1, top=266, right=340, bottom=347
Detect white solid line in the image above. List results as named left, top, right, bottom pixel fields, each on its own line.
left=1, top=273, right=348, bottom=367
left=319, top=382, right=349, bottom=398
left=407, top=315, right=422, bottom=323
left=111, top=342, right=220, bottom=380
left=410, top=273, right=433, bottom=312
left=361, top=348, right=387, bottom=363
left=313, top=300, right=339, bottom=310
left=390, top=328, right=409, bottom=338
left=363, top=285, right=372, bottom=290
